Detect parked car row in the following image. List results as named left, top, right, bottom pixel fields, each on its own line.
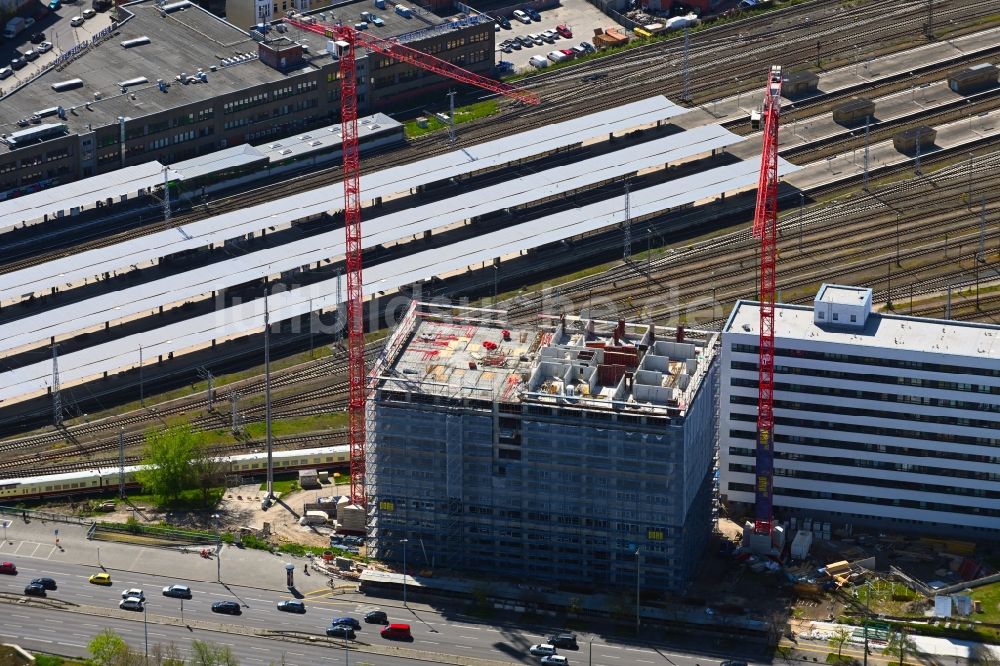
left=527, top=41, right=595, bottom=68
left=499, top=23, right=574, bottom=54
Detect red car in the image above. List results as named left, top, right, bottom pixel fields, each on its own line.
left=0, top=562, right=16, bottom=575
left=560, top=48, right=576, bottom=59
left=381, top=623, right=412, bottom=640
left=556, top=23, right=572, bottom=38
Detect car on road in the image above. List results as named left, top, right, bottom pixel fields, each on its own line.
left=121, top=588, right=145, bottom=601
left=326, top=624, right=356, bottom=639
left=494, top=14, right=510, bottom=29
left=48, top=0, right=61, bottom=9
left=529, top=644, right=557, bottom=657
left=30, top=31, right=45, bottom=43
left=548, top=634, right=577, bottom=649
left=82, top=7, right=96, bottom=18
left=211, top=600, right=241, bottom=615
left=556, top=24, right=572, bottom=38
left=512, top=9, right=530, bottom=23
left=162, top=584, right=192, bottom=599
left=0, top=562, right=16, bottom=575
left=37, top=41, right=53, bottom=53
left=525, top=7, right=541, bottom=20
left=120, top=597, right=144, bottom=611
left=0, top=67, right=12, bottom=79
left=364, top=609, right=388, bottom=624
left=332, top=616, right=361, bottom=630
left=70, top=15, right=84, bottom=25
left=380, top=623, right=412, bottom=641
left=89, top=572, right=112, bottom=585
left=23, top=583, right=46, bottom=597
left=277, top=600, right=306, bottom=614
left=32, top=577, right=57, bottom=591
left=540, top=657, right=568, bottom=665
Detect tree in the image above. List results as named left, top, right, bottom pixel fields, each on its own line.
left=136, top=425, right=208, bottom=503
left=88, top=629, right=130, bottom=666
left=883, top=628, right=918, bottom=666
left=151, top=642, right=186, bottom=665
left=190, top=640, right=238, bottom=666
left=191, top=453, right=225, bottom=505
left=87, top=629, right=146, bottom=666
left=828, top=626, right=852, bottom=659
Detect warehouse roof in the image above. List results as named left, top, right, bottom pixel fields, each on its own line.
left=724, top=297, right=1000, bottom=362
left=0, top=0, right=310, bottom=138
left=258, top=113, right=401, bottom=162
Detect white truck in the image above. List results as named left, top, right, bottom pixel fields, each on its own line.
left=4, top=16, right=27, bottom=40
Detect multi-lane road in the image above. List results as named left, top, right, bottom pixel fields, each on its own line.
left=0, top=548, right=756, bottom=666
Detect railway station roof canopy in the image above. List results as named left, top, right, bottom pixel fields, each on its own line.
left=0, top=96, right=687, bottom=304
left=0, top=162, right=181, bottom=234
left=0, top=123, right=740, bottom=356
left=171, top=145, right=268, bottom=181
left=0, top=155, right=798, bottom=405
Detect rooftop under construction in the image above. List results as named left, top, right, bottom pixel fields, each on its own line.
left=366, top=302, right=720, bottom=593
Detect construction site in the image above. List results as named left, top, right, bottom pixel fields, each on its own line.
left=365, top=301, right=719, bottom=594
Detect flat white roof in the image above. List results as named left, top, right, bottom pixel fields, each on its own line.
left=171, top=144, right=268, bottom=180
left=0, top=124, right=740, bottom=356
left=725, top=300, right=1000, bottom=361
left=258, top=113, right=401, bottom=162
left=0, top=162, right=182, bottom=234
left=0, top=155, right=792, bottom=404
left=0, top=96, right=686, bottom=305
left=816, top=284, right=870, bottom=305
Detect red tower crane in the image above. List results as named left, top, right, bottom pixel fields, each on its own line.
left=751, top=65, right=782, bottom=536
left=286, top=17, right=539, bottom=506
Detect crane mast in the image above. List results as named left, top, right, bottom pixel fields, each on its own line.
left=751, top=65, right=782, bottom=536
left=286, top=17, right=538, bottom=507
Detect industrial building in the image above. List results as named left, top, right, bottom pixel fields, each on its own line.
left=719, top=284, right=1000, bottom=540
left=366, top=302, right=720, bottom=594
left=0, top=0, right=494, bottom=195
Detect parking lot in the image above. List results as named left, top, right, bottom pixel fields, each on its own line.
left=493, top=0, right=622, bottom=71
left=1, top=4, right=113, bottom=96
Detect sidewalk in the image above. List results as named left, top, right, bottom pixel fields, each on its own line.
left=0, top=515, right=301, bottom=593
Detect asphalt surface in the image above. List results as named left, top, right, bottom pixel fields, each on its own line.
left=0, top=549, right=752, bottom=665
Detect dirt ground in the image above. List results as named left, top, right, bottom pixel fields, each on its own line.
left=92, top=479, right=351, bottom=550
left=213, top=480, right=351, bottom=548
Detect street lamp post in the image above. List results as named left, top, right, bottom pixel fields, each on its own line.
left=344, top=636, right=350, bottom=666
left=588, top=634, right=595, bottom=666
left=212, top=513, right=221, bottom=582
left=401, top=537, right=409, bottom=606
left=143, top=601, right=149, bottom=663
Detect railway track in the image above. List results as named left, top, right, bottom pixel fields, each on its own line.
left=2, top=0, right=997, bottom=275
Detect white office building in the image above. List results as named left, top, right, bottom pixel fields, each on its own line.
left=720, top=284, right=1000, bottom=539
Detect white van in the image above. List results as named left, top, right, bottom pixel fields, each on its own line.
left=528, top=54, right=548, bottom=68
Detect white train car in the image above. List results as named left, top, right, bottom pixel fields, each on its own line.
left=0, top=445, right=350, bottom=501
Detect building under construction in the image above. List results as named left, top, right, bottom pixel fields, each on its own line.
left=366, top=302, right=720, bottom=594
